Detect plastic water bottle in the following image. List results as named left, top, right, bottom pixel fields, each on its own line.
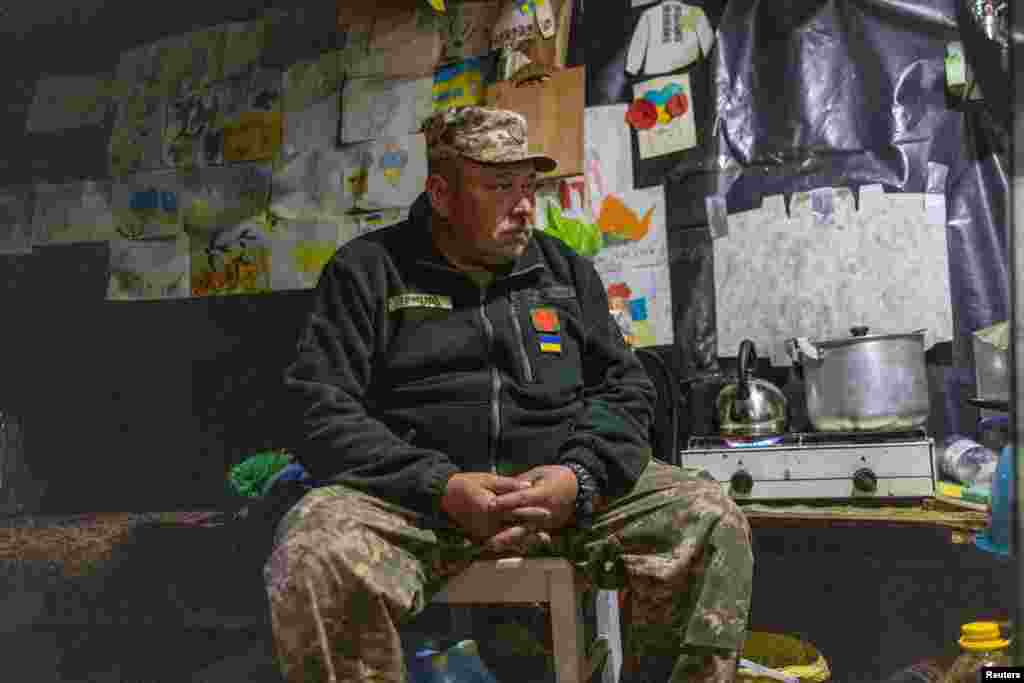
left=939, top=436, right=999, bottom=486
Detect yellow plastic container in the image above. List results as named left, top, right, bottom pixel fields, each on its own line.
left=943, top=622, right=1010, bottom=683
left=739, top=632, right=831, bottom=683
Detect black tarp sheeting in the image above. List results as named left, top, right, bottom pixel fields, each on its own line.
left=578, top=0, right=1012, bottom=435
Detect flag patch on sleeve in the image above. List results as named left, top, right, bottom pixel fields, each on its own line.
left=538, top=333, right=562, bottom=353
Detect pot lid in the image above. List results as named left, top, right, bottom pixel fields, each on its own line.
left=812, top=326, right=926, bottom=349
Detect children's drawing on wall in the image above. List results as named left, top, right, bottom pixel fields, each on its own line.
left=607, top=281, right=638, bottom=347
left=615, top=274, right=666, bottom=348
left=159, top=25, right=228, bottom=99
left=343, top=2, right=444, bottom=80
left=222, top=110, right=284, bottom=163
left=0, top=187, right=36, bottom=254
left=164, top=67, right=283, bottom=169
left=628, top=73, right=696, bottom=159
left=280, top=77, right=340, bottom=171
left=378, top=142, right=410, bottom=189
left=625, top=2, right=714, bottom=77
left=109, top=91, right=166, bottom=177
left=360, top=134, right=428, bottom=210
left=340, top=76, right=434, bottom=144
left=190, top=222, right=272, bottom=297
left=592, top=185, right=672, bottom=346
left=272, top=134, right=425, bottom=219
left=492, top=0, right=552, bottom=50
left=107, top=235, right=190, bottom=301
left=179, top=163, right=272, bottom=235
left=109, top=42, right=170, bottom=177
left=70, top=180, right=119, bottom=242
left=440, top=0, right=499, bottom=62
left=267, top=220, right=340, bottom=291
left=112, top=171, right=184, bottom=240
left=279, top=52, right=342, bottom=170
left=283, top=51, right=342, bottom=115
left=596, top=193, right=655, bottom=245
left=272, top=148, right=350, bottom=221
left=31, top=181, right=117, bottom=246
left=433, top=57, right=486, bottom=111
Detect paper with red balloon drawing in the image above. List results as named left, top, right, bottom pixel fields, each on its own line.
left=627, top=73, right=696, bottom=159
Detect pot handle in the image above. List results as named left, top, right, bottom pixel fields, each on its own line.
left=736, top=339, right=757, bottom=400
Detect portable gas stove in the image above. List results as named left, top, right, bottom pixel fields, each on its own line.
left=682, top=429, right=936, bottom=501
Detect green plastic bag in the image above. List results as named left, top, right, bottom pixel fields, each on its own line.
left=544, top=202, right=603, bottom=258
left=227, top=451, right=292, bottom=499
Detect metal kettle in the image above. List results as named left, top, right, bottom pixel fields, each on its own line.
left=716, top=340, right=789, bottom=437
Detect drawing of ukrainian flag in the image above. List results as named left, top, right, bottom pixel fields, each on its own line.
left=433, top=58, right=484, bottom=111
left=538, top=333, right=562, bottom=353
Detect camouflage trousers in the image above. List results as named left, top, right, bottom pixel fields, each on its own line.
left=263, top=459, right=754, bottom=683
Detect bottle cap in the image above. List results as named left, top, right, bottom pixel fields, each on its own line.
left=959, top=621, right=1010, bottom=650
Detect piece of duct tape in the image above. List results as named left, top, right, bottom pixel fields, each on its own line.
left=810, top=186, right=834, bottom=224
left=705, top=195, right=728, bottom=239
left=925, top=161, right=949, bottom=227
left=926, top=161, right=949, bottom=195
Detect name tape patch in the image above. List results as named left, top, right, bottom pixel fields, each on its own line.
left=387, top=293, right=454, bottom=313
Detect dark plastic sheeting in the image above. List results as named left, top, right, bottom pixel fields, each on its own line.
left=648, top=0, right=1011, bottom=433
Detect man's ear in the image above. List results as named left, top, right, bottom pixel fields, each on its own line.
left=425, top=174, right=450, bottom=219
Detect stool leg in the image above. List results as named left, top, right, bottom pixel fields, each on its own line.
left=549, top=570, right=585, bottom=683
left=595, top=590, right=622, bottom=683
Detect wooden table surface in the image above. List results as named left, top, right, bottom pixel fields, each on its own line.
left=740, top=497, right=990, bottom=543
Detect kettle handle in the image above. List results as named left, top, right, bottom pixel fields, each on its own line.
left=737, top=339, right=757, bottom=400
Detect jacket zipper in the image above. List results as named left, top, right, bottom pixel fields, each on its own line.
left=478, top=288, right=501, bottom=475
left=507, top=294, right=535, bottom=384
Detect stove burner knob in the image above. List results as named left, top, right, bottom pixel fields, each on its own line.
left=730, top=469, right=754, bottom=496
left=853, top=468, right=878, bottom=493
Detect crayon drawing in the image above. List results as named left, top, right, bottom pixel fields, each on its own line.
left=107, top=235, right=190, bottom=301
left=190, top=221, right=272, bottom=297
left=268, top=220, right=341, bottom=291
left=340, top=76, right=434, bottom=143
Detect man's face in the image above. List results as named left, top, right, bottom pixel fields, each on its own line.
left=428, top=157, right=539, bottom=268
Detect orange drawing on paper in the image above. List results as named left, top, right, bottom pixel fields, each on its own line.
left=597, top=194, right=654, bottom=242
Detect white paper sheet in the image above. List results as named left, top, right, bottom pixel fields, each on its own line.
left=584, top=104, right=635, bottom=218
left=107, top=235, right=190, bottom=300
left=340, top=76, right=434, bottom=143
left=632, top=73, right=697, bottom=159
left=111, top=171, right=186, bottom=240
left=592, top=186, right=674, bottom=347
left=32, top=181, right=117, bottom=245
left=178, top=163, right=273, bottom=234
left=714, top=186, right=954, bottom=366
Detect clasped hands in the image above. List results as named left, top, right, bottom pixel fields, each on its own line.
left=439, top=466, right=579, bottom=554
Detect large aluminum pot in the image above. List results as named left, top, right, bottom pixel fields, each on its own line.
left=787, top=327, right=930, bottom=432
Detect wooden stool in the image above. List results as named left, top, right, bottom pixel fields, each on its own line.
left=433, top=557, right=622, bottom=683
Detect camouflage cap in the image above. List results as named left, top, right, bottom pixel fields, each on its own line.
left=421, top=106, right=557, bottom=173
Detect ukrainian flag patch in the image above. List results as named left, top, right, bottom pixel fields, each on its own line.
left=538, top=333, right=562, bottom=353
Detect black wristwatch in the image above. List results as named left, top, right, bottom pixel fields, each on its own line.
left=563, top=461, right=600, bottom=528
